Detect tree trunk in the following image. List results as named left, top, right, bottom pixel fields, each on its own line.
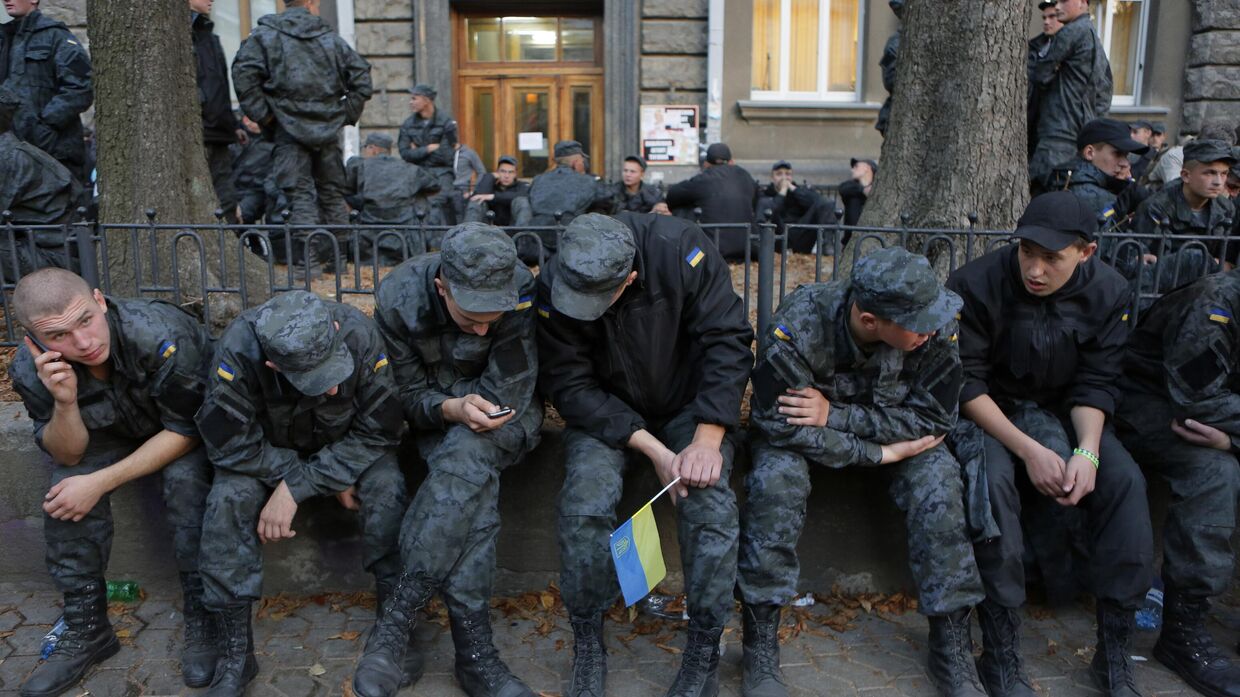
left=847, top=0, right=1030, bottom=275
left=88, top=0, right=269, bottom=328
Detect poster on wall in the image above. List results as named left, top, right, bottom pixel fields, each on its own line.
left=641, top=106, right=700, bottom=165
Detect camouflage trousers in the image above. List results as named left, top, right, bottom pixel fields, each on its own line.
left=199, top=453, right=406, bottom=609
left=43, top=434, right=212, bottom=594
left=1116, top=392, right=1240, bottom=599
left=204, top=142, right=238, bottom=223
left=972, top=406, right=1154, bottom=610
left=738, top=441, right=983, bottom=616
left=272, top=128, right=349, bottom=259
left=399, top=407, right=540, bottom=616
left=558, top=411, right=740, bottom=629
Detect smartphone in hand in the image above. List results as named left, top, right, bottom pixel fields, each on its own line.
left=486, top=406, right=513, bottom=419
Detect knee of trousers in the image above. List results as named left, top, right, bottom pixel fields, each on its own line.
left=744, top=447, right=811, bottom=512
left=677, top=478, right=740, bottom=527
left=1169, top=449, right=1240, bottom=516
left=356, top=455, right=410, bottom=508
left=558, top=449, right=625, bottom=519
left=898, top=449, right=970, bottom=536
left=162, top=448, right=212, bottom=528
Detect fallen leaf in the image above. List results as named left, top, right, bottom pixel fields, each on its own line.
left=309, top=663, right=326, bottom=676
left=1046, top=639, right=1058, bottom=655
left=115, top=628, right=131, bottom=638
left=328, top=630, right=361, bottom=641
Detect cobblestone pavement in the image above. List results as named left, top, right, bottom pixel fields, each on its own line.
left=1, top=584, right=1237, bottom=697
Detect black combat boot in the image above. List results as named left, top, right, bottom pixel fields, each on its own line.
left=1090, top=600, right=1143, bottom=697
left=180, top=572, right=219, bottom=688
left=449, top=608, right=535, bottom=697
left=352, top=573, right=433, bottom=697
left=375, top=579, right=425, bottom=688
left=975, top=600, right=1035, bottom=697
left=205, top=604, right=257, bottom=697
left=20, top=580, right=118, bottom=697
left=926, top=609, right=987, bottom=697
left=1153, top=592, right=1240, bottom=697
left=741, top=604, right=788, bottom=697
left=665, top=625, right=723, bottom=697
left=567, top=615, right=607, bottom=697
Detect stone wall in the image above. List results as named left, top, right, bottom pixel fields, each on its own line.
left=640, top=0, right=708, bottom=113
left=353, top=0, right=415, bottom=146
left=22, top=0, right=87, bottom=43
left=1182, top=0, right=1240, bottom=134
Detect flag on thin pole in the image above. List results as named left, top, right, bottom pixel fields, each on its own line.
left=610, top=477, right=681, bottom=607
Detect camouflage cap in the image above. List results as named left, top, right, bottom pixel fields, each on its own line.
left=440, top=222, right=520, bottom=313
left=411, top=84, right=437, bottom=99
left=255, top=291, right=354, bottom=396
left=554, top=140, right=584, bottom=158
left=851, top=247, right=962, bottom=334
left=1183, top=139, right=1238, bottom=166
left=551, top=213, right=637, bottom=321
left=363, top=132, right=393, bottom=150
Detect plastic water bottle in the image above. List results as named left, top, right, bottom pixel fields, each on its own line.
left=40, top=616, right=67, bottom=659
left=1134, top=578, right=1164, bottom=631
left=106, top=580, right=140, bottom=602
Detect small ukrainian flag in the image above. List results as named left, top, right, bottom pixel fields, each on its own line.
left=373, top=353, right=389, bottom=372
left=216, top=362, right=235, bottom=381
left=773, top=324, right=793, bottom=342
left=159, top=340, right=177, bottom=359
left=685, top=247, right=705, bottom=268
left=1209, top=307, right=1232, bottom=324
left=610, top=478, right=678, bottom=606
left=537, top=303, right=552, bottom=319
left=516, top=295, right=533, bottom=311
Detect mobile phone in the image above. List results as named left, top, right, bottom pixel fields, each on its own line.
left=486, top=406, right=513, bottom=419
left=26, top=333, right=50, bottom=353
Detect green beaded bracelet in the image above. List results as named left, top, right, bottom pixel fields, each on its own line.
left=1073, top=447, right=1100, bottom=469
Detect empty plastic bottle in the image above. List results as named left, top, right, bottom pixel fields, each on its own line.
left=40, top=616, right=67, bottom=659
left=106, top=580, right=141, bottom=602
left=1134, top=578, right=1164, bottom=631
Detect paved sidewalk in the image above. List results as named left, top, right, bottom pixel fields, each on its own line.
left=1, top=584, right=1237, bottom=696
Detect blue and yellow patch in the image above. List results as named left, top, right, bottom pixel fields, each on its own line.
left=516, top=295, right=533, bottom=311
left=1208, top=307, right=1232, bottom=324
left=1101, top=205, right=1116, bottom=220
left=216, top=362, right=235, bottom=381
left=1121, top=312, right=1129, bottom=322
left=685, top=247, right=705, bottom=268
left=950, top=333, right=958, bottom=343
left=773, top=324, right=793, bottom=342
left=158, top=340, right=177, bottom=359
left=537, top=303, right=552, bottom=319
left=374, top=353, right=389, bottom=372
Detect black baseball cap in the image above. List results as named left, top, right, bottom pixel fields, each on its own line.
left=850, top=157, right=879, bottom=173
left=1183, top=139, right=1238, bottom=166
left=1013, top=191, right=1099, bottom=251
left=1037, top=0, right=1057, bottom=9
left=705, top=143, right=732, bottom=164
left=771, top=160, right=792, bottom=172
left=1076, top=118, right=1149, bottom=154
left=497, top=155, right=518, bottom=168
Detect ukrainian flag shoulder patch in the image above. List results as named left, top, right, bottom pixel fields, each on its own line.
left=1208, top=307, right=1232, bottom=324
left=773, top=324, right=793, bottom=342
left=158, top=340, right=177, bottom=359
left=216, top=362, right=235, bottom=381
left=686, top=247, right=705, bottom=268
left=374, top=353, right=389, bottom=372
left=537, top=303, right=552, bottom=319
left=516, top=295, right=533, bottom=311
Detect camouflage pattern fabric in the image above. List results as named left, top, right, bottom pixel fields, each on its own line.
left=1123, top=179, right=1237, bottom=292
left=343, top=154, right=439, bottom=264
left=398, top=108, right=457, bottom=227
left=271, top=129, right=349, bottom=257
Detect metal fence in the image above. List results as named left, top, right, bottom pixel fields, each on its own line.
left=0, top=210, right=1231, bottom=345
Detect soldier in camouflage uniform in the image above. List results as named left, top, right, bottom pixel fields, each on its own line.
left=1116, top=270, right=1240, bottom=697
left=947, top=192, right=1154, bottom=697
left=875, top=0, right=902, bottom=137
left=195, top=291, right=407, bottom=697
left=344, top=132, right=440, bottom=265
left=741, top=247, right=984, bottom=697
left=537, top=213, right=753, bottom=697
left=398, top=84, right=457, bottom=228
left=1044, top=118, right=1148, bottom=225
left=8, top=268, right=215, bottom=696
left=352, top=224, right=541, bottom=697
left=521, top=140, right=615, bottom=262
left=231, top=0, right=372, bottom=272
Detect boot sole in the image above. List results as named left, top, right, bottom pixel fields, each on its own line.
left=20, top=635, right=120, bottom=697
left=182, top=650, right=220, bottom=688
left=1154, top=642, right=1239, bottom=697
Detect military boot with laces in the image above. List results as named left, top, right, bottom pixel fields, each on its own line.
left=375, top=579, right=425, bottom=688
left=1090, top=600, right=1143, bottom=697
left=927, top=609, right=987, bottom=697
left=741, top=604, right=788, bottom=697
left=204, top=604, right=257, bottom=697
left=567, top=615, right=607, bottom=697
left=975, top=599, right=1035, bottom=697
left=1154, top=591, right=1240, bottom=697
left=665, top=625, right=723, bottom=697
left=449, top=608, right=535, bottom=697
left=352, top=572, right=434, bottom=697
left=179, top=572, right=219, bottom=688
left=20, top=580, right=118, bottom=697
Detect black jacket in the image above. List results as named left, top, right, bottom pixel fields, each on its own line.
left=536, top=211, right=754, bottom=447
left=191, top=13, right=237, bottom=145
left=473, top=173, right=530, bottom=226
left=837, top=179, right=868, bottom=227
left=666, top=164, right=758, bottom=259
left=947, top=244, right=1131, bottom=416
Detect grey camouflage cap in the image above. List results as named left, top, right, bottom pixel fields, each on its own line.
left=364, top=132, right=393, bottom=150
left=1184, top=139, right=1238, bottom=166
left=554, top=140, right=584, bottom=158
left=552, top=213, right=637, bottom=321
left=440, top=222, right=520, bottom=313
left=255, top=291, right=354, bottom=396
left=851, top=247, right=962, bottom=334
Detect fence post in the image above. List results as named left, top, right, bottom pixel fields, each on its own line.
left=74, top=207, right=100, bottom=290
left=757, top=221, right=775, bottom=340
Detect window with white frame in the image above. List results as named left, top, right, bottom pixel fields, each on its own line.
left=751, top=0, right=864, bottom=102
left=1091, top=0, right=1149, bottom=106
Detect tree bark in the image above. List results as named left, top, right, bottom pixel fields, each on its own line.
left=88, top=0, right=269, bottom=328
left=848, top=0, right=1030, bottom=274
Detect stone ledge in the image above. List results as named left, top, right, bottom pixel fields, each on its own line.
left=640, top=56, right=707, bottom=90
left=1183, top=65, right=1240, bottom=101
left=737, top=100, right=883, bottom=123
left=1194, top=1, right=1240, bottom=32
left=642, top=19, right=708, bottom=55
left=643, top=0, right=708, bottom=20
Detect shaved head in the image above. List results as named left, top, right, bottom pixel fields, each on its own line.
left=13, top=268, right=94, bottom=330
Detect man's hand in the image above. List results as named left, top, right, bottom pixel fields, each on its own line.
left=1056, top=453, right=1098, bottom=506
left=258, top=481, right=298, bottom=544
left=1142, top=253, right=1159, bottom=264
left=652, top=202, right=671, bottom=216
left=777, top=387, right=830, bottom=427
left=1018, top=443, right=1067, bottom=497
left=879, top=435, right=943, bottom=465
left=43, top=473, right=106, bottom=522
left=336, top=486, right=359, bottom=511
left=470, top=193, right=495, bottom=203
left=235, top=128, right=250, bottom=146
left=426, top=143, right=440, bottom=153
left=26, top=337, right=77, bottom=405
left=442, top=394, right=516, bottom=433
left=1172, top=418, right=1232, bottom=451
left=673, top=441, right=723, bottom=491
left=650, top=444, right=687, bottom=504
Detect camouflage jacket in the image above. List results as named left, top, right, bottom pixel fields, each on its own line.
left=10, top=298, right=212, bottom=452
left=0, top=130, right=76, bottom=227
left=1122, top=269, right=1240, bottom=450
left=614, top=182, right=663, bottom=214
left=397, top=107, right=455, bottom=175
left=1030, top=14, right=1112, bottom=144
left=344, top=154, right=439, bottom=225
left=750, top=282, right=961, bottom=467
left=195, top=300, right=403, bottom=502
left=1131, top=180, right=1236, bottom=253
left=528, top=166, right=614, bottom=225
left=1046, top=158, right=1120, bottom=226
left=231, top=8, right=372, bottom=147
left=372, top=253, right=541, bottom=450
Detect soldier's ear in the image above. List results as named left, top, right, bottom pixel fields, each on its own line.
left=92, top=288, right=107, bottom=313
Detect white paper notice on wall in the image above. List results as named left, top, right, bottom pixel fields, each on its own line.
left=518, top=132, right=544, bottom=151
